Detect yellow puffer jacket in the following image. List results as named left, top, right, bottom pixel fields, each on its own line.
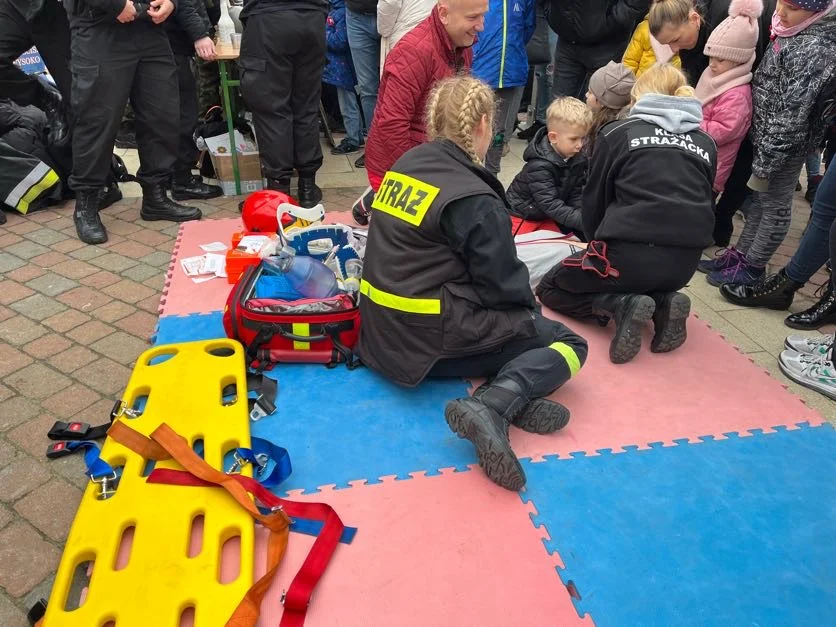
left=622, top=19, right=681, bottom=78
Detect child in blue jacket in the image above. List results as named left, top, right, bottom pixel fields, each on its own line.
left=472, top=0, right=536, bottom=175
left=325, top=0, right=362, bottom=155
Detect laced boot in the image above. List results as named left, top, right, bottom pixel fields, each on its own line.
left=266, top=177, right=291, bottom=195
left=785, top=283, right=836, bottom=330
left=172, top=172, right=223, bottom=201
left=720, top=269, right=803, bottom=309
left=592, top=294, right=656, bottom=364
left=472, top=379, right=570, bottom=434
left=444, top=378, right=527, bottom=491
left=140, top=183, right=202, bottom=222
left=73, top=191, right=107, bottom=244
left=297, top=175, right=323, bottom=208
left=100, top=182, right=123, bottom=210
left=650, top=292, right=691, bottom=353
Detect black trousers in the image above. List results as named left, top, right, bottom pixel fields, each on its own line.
left=69, top=20, right=178, bottom=192
left=552, top=39, right=627, bottom=100
left=428, top=313, right=588, bottom=401
left=537, top=241, right=702, bottom=320
left=239, top=9, right=326, bottom=181
left=0, top=0, right=72, bottom=104
left=175, top=53, right=198, bottom=175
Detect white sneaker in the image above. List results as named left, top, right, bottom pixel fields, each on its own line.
left=784, top=333, right=834, bottom=356
left=778, top=349, right=836, bottom=400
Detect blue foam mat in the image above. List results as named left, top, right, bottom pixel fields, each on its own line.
left=155, top=312, right=475, bottom=492
left=520, top=423, right=836, bottom=625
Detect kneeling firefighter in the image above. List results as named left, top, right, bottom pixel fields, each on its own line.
left=356, top=76, right=588, bottom=492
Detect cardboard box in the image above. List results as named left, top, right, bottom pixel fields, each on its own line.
left=205, top=130, right=263, bottom=193
left=219, top=178, right=264, bottom=197
left=211, top=151, right=263, bottom=182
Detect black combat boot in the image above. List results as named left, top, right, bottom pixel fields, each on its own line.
left=785, top=283, right=836, bottom=330
left=592, top=294, right=656, bottom=364
left=100, top=182, right=123, bottom=210
left=37, top=79, right=69, bottom=147
left=650, top=292, right=691, bottom=353
left=297, top=175, right=322, bottom=208
left=445, top=378, right=528, bottom=491
left=140, top=184, right=202, bottom=222
left=472, top=379, right=570, bottom=434
left=266, top=177, right=291, bottom=195
left=73, top=191, right=107, bottom=244
left=719, top=269, right=803, bottom=309
left=172, top=172, right=223, bottom=201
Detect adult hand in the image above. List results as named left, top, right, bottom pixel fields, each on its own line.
left=747, top=174, right=769, bottom=192
left=194, top=37, right=216, bottom=61
left=148, top=0, right=174, bottom=24
left=117, top=0, right=137, bottom=23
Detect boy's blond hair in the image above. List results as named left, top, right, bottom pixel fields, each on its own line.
left=425, top=76, right=496, bottom=164
left=631, top=62, right=695, bottom=103
left=546, top=97, right=593, bottom=131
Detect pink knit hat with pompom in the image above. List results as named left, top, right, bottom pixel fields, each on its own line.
left=704, top=0, right=764, bottom=63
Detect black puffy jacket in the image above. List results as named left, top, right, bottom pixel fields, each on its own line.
left=546, top=0, right=649, bottom=47
left=505, top=127, right=587, bottom=236
left=166, top=0, right=215, bottom=56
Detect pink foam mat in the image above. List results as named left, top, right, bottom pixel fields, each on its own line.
left=249, top=469, right=587, bottom=626
left=501, top=311, right=824, bottom=462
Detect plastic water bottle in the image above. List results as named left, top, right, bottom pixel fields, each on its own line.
left=272, top=252, right=340, bottom=299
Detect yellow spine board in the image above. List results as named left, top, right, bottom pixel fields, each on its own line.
left=45, top=340, right=255, bottom=627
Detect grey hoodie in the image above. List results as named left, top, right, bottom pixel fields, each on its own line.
left=628, top=94, right=705, bottom=134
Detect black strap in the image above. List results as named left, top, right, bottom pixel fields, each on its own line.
left=47, top=399, right=125, bottom=441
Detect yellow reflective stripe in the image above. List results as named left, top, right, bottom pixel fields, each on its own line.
left=16, top=168, right=59, bottom=215
left=360, top=280, right=441, bottom=315
left=291, top=323, right=310, bottom=351
left=499, top=0, right=507, bottom=89
left=549, top=342, right=581, bottom=377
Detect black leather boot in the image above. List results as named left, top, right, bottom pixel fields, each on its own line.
left=266, top=177, right=291, bottom=194
left=172, top=172, right=223, bottom=201
left=297, top=175, right=322, bottom=208
left=73, top=191, right=107, bottom=244
left=100, top=182, right=123, bottom=210
left=719, top=269, right=803, bottom=310
left=0, top=209, right=6, bottom=224
left=785, top=283, right=836, bottom=330
left=37, top=78, right=69, bottom=147
left=472, top=379, right=570, bottom=434
left=445, top=379, right=527, bottom=491
left=650, top=292, right=691, bottom=353
left=140, top=184, right=202, bottom=222
left=592, top=294, right=656, bottom=364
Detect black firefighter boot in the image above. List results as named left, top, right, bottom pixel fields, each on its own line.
left=445, top=379, right=528, bottom=491
left=297, top=174, right=323, bottom=208
left=266, top=177, right=291, bottom=194
left=785, top=283, right=836, bottom=330
left=592, top=294, right=656, bottom=364
left=719, top=269, right=804, bottom=309
left=172, top=171, right=223, bottom=201
left=73, top=191, right=108, bottom=245
left=472, top=378, right=570, bottom=434
left=37, top=78, right=70, bottom=147
left=649, top=292, right=691, bottom=353
left=140, top=184, right=202, bottom=222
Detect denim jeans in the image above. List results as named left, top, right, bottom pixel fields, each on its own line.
left=806, top=149, right=822, bottom=180
left=786, top=164, right=836, bottom=283
left=485, top=86, right=524, bottom=175
left=534, top=31, right=558, bottom=124
left=345, top=9, right=380, bottom=134
left=337, top=87, right=363, bottom=146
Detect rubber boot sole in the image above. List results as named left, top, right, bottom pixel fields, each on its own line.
left=140, top=207, right=203, bottom=222
left=444, top=399, right=525, bottom=491
left=172, top=188, right=223, bottom=201
left=610, top=295, right=656, bottom=364
left=651, top=293, right=691, bottom=353
left=513, top=399, right=571, bottom=434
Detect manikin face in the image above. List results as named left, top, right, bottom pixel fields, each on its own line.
left=775, top=0, right=816, bottom=28
left=585, top=91, right=602, bottom=112
left=439, top=0, right=489, bottom=48
left=654, top=10, right=702, bottom=53
left=708, top=57, right=741, bottom=75
left=548, top=122, right=587, bottom=160
left=473, top=113, right=493, bottom=163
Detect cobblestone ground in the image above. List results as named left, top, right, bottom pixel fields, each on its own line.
left=0, top=184, right=833, bottom=623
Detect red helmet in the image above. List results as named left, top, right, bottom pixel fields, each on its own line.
left=241, top=190, right=297, bottom=232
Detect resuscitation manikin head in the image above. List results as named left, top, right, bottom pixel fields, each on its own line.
left=241, top=191, right=325, bottom=233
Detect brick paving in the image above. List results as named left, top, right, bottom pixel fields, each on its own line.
left=0, top=175, right=833, bottom=623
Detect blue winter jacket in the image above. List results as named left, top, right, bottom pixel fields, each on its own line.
left=472, top=0, right=536, bottom=89
left=323, top=0, right=357, bottom=90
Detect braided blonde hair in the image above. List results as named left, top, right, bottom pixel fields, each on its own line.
left=425, top=76, right=496, bottom=164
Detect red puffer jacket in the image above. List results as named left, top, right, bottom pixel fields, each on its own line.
left=364, top=6, right=473, bottom=190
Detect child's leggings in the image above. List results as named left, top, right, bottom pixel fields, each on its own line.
left=735, top=153, right=806, bottom=267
